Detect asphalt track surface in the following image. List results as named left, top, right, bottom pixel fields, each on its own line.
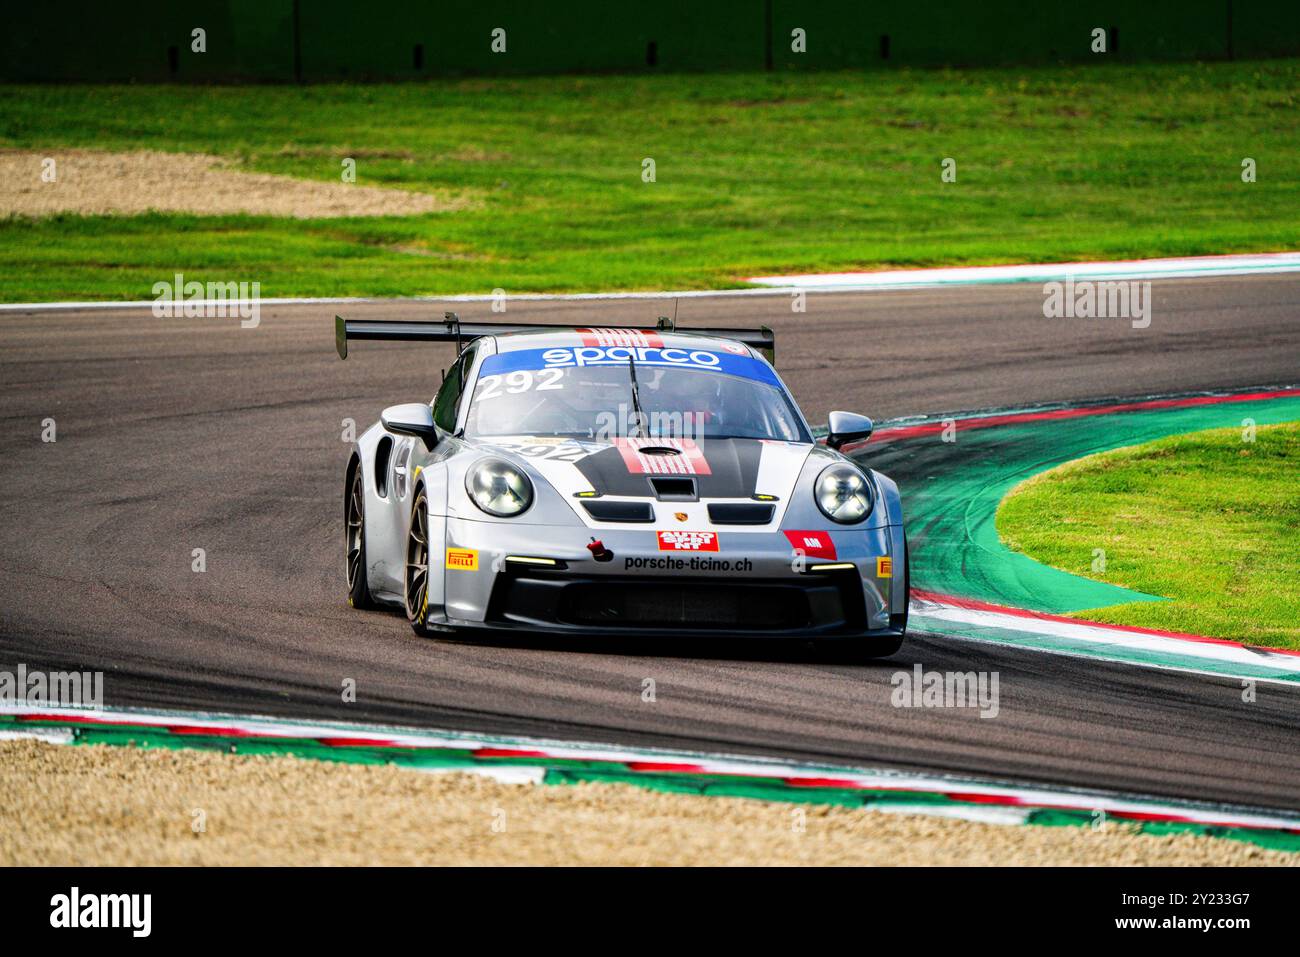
left=2, top=274, right=1299, bottom=811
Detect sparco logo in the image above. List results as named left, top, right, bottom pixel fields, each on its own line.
left=50, top=887, right=151, bottom=937
left=540, top=346, right=721, bottom=369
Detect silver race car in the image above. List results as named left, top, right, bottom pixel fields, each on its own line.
left=338, top=315, right=909, bottom=656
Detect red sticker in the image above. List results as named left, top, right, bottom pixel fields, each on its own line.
left=614, top=437, right=712, bottom=475
left=657, top=530, right=720, bottom=552
left=784, top=530, right=837, bottom=560
left=576, top=327, right=664, bottom=349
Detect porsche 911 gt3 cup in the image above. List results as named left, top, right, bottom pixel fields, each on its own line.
left=338, top=314, right=909, bottom=656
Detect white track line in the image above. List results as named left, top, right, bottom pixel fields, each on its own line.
left=747, top=251, right=1300, bottom=289
left=0, top=289, right=795, bottom=312
left=912, top=599, right=1300, bottom=686
left=4, top=252, right=1297, bottom=312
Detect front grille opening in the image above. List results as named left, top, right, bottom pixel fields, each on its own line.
left=559, top=582, right=811, bottom=630
left=649, top=477, right=696, bottom=500
left=487, top=571, right=865, bottom=634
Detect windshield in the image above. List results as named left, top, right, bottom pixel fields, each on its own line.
left=464, top=345, right=810, bottom=443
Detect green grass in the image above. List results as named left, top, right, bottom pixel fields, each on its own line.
left=1, top=60, right=1298, bottom=301
left=996, top=422, right=1300, bottom=648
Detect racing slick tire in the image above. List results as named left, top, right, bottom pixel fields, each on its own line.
left=345, top=458, right=379, bottom=610
left=404, top=486, right=433, bottom=636
left=899, top=534, right=911, bottom=636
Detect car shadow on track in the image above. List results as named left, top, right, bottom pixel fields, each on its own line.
left=420, top=623, right=909, bottom=668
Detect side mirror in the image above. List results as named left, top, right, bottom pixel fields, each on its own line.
left=826, top=411, right=873, bottom=451
left=381, top=403, right=438, bottom=450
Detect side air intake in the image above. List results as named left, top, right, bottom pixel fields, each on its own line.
left=707, top=503, right=775, bottom=525
left=581, top=500, right=655, bottom=523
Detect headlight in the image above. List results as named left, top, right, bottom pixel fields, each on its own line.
left=815, top=464, right=873, bottom=524
left=466, top=458, right=533, bottom=517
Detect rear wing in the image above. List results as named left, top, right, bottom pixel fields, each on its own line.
left=334, top=314, right=775, bottom=364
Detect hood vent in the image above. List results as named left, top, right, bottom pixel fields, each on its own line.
left=649, top=477, right=697, bottom=500
left=707, top=503, right=775, bottom=525
left=581, top=500, right=654, bottom=523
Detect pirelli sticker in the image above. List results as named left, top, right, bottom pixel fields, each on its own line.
left=446, top=548, right=479, bottom=571
left=876, top=556, right=893, bottom=578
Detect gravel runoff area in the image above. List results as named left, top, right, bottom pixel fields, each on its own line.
left=1, top=740, right=1292, bottom=866
left=0, top=150, right=460, bottom=218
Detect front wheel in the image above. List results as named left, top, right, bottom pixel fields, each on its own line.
left=404, top=487, right=432, bottom=635
left=824, top=537, right=908, bottom=662
left=345, top=461, right=378, bottom=609
left=898, top=534, right=910, bottom=635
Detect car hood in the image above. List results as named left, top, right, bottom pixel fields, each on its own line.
left=477, top=434, right=814, bottom=509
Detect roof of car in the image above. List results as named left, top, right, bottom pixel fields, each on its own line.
left=489, top=327, right=761, bottom=359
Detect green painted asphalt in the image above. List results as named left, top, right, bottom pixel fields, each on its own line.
left=889, top=396, right=1300, bottom=614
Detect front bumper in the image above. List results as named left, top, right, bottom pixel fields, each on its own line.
left=428, top=516, right=905, bottom=639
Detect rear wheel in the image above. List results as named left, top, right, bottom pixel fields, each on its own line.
left=404, top=487, right=431, bottom=635
left=345, top=461, right=378, bottom=609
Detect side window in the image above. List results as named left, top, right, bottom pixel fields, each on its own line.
left=433, top=349, right=471, bottom=432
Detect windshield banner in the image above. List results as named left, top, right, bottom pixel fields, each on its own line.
left=479, top=346, right=781, bottom=387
